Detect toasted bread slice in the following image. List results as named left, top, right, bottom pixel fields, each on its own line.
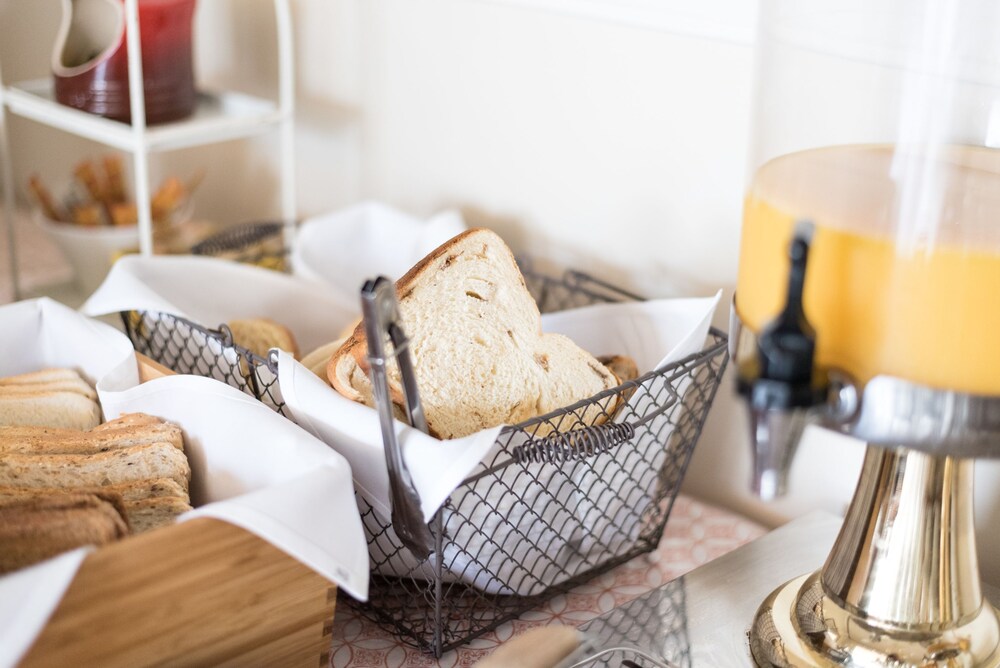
left=0, top=392, right=101, bottom=430
left=0, top=492, right=130, bottom=573
left=124, top=496, right=193, bottom=534
left=328, top=228, right=618, bottom=439
left=93, top=413, right=163, bottom=431
left=0, top=442, right=190, bottom=491
left=0, top=477, right=188, bottom=503
left=0, top=421, right=184, bottom=455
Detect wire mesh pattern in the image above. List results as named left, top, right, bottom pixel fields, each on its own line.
left=121, top=310, right=287, bottom=415
left=119, top=257, right=729, bottom=657
left=190, top=221, right=287, bottom=271
left=576, top=577, right=692, bottom=667
left=355, top=330, right=727, bottom=655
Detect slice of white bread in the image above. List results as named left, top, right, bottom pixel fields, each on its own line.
left=0, top=442, right=191, bottom=491
left=0, top=378, right=97, bottom=401
left=301, top=338, right=347, bottom=379
left=0, top=392, right=101, bottom=430
left=327, top=228, right=619, bottom=439
left=228, top=318, right=300, bottom=359
left=0, top=368, right=84, bottom=386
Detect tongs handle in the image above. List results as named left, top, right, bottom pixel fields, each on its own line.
left=361, top=277, right=435, bottom=559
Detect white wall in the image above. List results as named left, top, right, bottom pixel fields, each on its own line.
left=4, top=0, right=1000, bottom=584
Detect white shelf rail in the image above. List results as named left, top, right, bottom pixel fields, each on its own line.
left=0, top=0, right=296, bottom=298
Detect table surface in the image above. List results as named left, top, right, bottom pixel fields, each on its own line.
left=328, top=493, right=767, bottom=667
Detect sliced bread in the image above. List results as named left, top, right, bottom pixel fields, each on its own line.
left=227, top=318, right=299, bottom=359
left=0, top=392, right=102, bottom=430
left=0, top=421, right=184, bottom=455
left=0, top=442, right=191, bottom=491
left=301, top=338, right=347, bottom=379
left=0, top=477, right=187, bottom=503
left=0, top=368, right=85, bottom=386
left=123, top=496, right=193, bottom=534
left=0, top=492, right=130, bottom=573
left=327, top=228, right=618, bottom=439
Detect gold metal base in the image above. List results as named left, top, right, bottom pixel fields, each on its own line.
left=749, top=446, right=1000, bottom=667
left=750, top=573, right=1000, bottom=667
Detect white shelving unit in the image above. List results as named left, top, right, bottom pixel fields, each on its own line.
left=0, top=0, right=296, bottom=299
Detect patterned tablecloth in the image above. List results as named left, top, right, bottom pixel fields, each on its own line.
left=329, top=494, right=766, bottom=667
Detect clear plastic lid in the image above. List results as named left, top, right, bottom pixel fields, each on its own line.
left=736, top=0, right=1000, bottom=396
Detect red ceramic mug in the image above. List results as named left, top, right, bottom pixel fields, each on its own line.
left=52, top=0, right=197, bottom=125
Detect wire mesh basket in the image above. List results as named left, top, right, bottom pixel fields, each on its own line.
left=120, top=257, right=728, bottom=656
left=190, top=220, right=287, bottom=271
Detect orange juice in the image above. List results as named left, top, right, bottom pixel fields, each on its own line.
left=736, top=144, right=1000, bottom=396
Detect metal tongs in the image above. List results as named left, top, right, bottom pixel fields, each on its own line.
left=361, top=276, right=436, bottom=559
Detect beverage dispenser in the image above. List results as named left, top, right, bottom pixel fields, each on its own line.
left=732, top=0, right=1000, bottom=664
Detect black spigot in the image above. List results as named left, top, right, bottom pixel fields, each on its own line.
left=738, top=221, right=828, bottom=499
left=739, top=222, right=826, bottom=409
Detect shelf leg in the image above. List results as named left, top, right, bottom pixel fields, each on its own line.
left=0, top=65, right=22, bottom=301
left=275, top=0, right=297, bottom=254
left=124, top=0, right=153, bottom=257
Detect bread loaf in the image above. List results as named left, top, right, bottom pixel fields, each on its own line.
left=328, top=228, right=619, bottom=439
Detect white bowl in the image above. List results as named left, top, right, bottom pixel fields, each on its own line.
left=34, top=198, right=193, bottom=296
left=35, top=213, right=138, bottom=295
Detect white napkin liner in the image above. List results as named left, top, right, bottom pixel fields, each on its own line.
left=291, top=201, right=467, bottom=302
left=83, top=255, right=359, bottom=354
left=97, top=374, right=369, bottom=600
left=0, top=297, right=139, bottom=402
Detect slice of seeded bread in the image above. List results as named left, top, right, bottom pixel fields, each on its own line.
left=0, top=492, right=130, bottom=573
left=0, top=420, right=184, bottom=455
left=0, top=477, right=187, bottom=503
left=0, top=442, right=191, bottom=491
left=123, top=495, right=193, bottom=534
left=327, top=228, right=618, bottom=439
